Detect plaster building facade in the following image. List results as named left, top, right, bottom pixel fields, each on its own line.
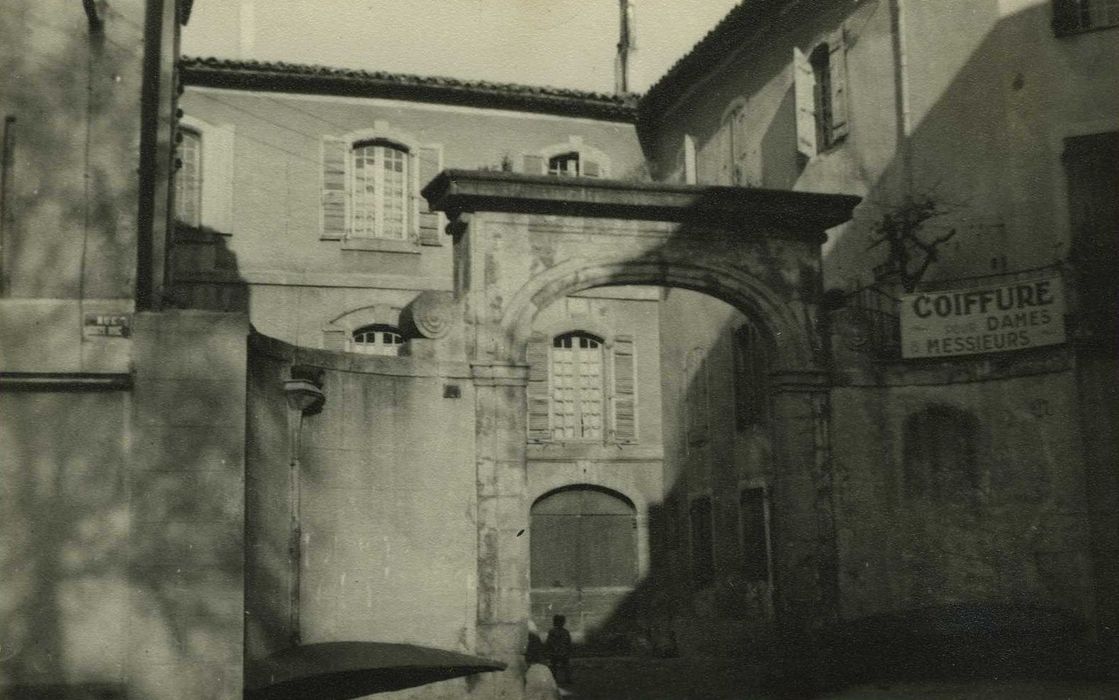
left=639, top=0, right=1119, bottom=670
left=2, top=0, right=1116, bottom=697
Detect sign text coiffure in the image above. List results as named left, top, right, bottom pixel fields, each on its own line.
left=900, top=276, right=1066, bottom=359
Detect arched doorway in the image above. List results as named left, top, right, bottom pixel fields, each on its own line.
left=530, top=487, right=637, bottom=641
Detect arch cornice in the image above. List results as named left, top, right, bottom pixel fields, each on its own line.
left=500, top=253, right=817, bottom=369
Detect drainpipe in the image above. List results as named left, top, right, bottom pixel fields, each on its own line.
left=0, top=116, right=14, bottom=295
left=889, top=0, right=913, bottom=201
left=284, top=374, right=325, bottom=647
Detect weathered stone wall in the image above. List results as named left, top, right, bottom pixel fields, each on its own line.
left=831, top=359, right=1093, bottom=621
left=245, top=334, right=485, bottom=698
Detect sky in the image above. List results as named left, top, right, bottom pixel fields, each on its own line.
left=182, top=0, right=742, bottom=94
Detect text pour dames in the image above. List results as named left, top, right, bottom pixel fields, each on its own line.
left=906, top=279, right=1062, bottom=356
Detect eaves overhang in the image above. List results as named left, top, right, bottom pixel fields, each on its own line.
left=423, top=170, right=861, bottom=241
left=179, top=57, right=639, bottom=123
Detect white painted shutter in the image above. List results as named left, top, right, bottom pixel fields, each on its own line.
left=828, top=31, right=850, bottom=143
left=522, top=154, right=545, bottom=175
left=683, top=134, right=697, bottom=185
left=715, top=124, right=732, bottom=185
left=612, top=335, right=637, bottom=441
left=794, top=46, right=817, bottom=159
left=416, top=144, right=443, bottom=246
left=526, top=332, right=551, bottom=441
left=321, top=136, right=348, bottom=240
left=201, top=123, right=235, bottom=233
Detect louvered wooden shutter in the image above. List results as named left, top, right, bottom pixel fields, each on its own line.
left=793, top=47, right=817, bottom=159
left=612, top=335, right=637, bottom=441
left=526, top=332, right=552, bottom=441
left=828, top=31, right=850, bottom=143
left=416, top=144, right=443, bottom=246
left=522, top=154, right=545, bottom=175
left=321, top=137, right=348, bottom=240
left=582, top=159, right=601, bottom=178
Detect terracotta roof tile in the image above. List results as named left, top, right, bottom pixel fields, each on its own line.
left=179, top=56, right=639, bottom=123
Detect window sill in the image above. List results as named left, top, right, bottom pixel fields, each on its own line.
left=340, top=237, right=421, bottom=254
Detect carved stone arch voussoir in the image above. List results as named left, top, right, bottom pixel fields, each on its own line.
left=501, top=256, right=815, bottom=369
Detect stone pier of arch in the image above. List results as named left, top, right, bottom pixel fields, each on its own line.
left=424, top=170, right=860, bottom=696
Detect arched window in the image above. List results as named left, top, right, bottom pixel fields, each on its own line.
left=550, top=332, right=605, bottom=440
left=351, top=323, right=403, bottom=356
left=523, top=139, right=608, bottom=178
left=548, top=152, right=584, bottom=177
left=903, top=405, right=980, bottom=500
left=175, top=127, right=202, bottom=227
left=351, top=139, right=410, bottom=240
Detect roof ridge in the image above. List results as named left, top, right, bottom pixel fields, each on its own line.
left=180, top=55, right=641, bottom=108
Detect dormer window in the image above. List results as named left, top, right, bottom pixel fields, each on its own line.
left=523, top=138, right=609, bottom=179
left=548, top=152, right=583, bottom=177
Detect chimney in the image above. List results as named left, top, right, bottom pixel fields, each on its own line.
left=615, top=0, right=636, bottom=95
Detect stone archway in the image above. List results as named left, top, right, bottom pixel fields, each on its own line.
left=424, top=170, right=859, bottom=691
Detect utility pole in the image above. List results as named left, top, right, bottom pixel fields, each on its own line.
left=615, top=0, right=636, bottom=95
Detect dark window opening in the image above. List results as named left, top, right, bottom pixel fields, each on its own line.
left=810, top=44, right=834, bottom=150
left=1054, top=0, right=1119, bottom=34
left=690, top=496, right=714, bottom=587
left=740, top=487, right=770, bottom=583
left=733, top=323, right=771, bottom=430
left=903, top=405, right=980, bottom=500
left=352, top=323, right=404, bottom=355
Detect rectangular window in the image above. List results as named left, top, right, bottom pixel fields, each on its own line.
left=685, top=349, right=708, bottom=445
left=733, top=323, right=770, bottom=430
left=740, top=487, right=770, bottom=583
left=551, top=334, right=604, bottom=440
left=690, top=495, right=714, bottom=587
left=1054, top=0, right=1119, bottom=34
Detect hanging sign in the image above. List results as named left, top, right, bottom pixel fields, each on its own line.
left=900, top=276, right=1065, bottom=359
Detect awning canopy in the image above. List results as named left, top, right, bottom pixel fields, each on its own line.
left=245, top=641, right=508, bottom=700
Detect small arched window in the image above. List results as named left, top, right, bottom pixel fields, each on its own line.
left=903, top=405, right=980, bottom=500
left=351, top=139, right=410, bottom=240
left=175, top=128, right=202, bottom=227
left=351, top=323, right=403, bottom=356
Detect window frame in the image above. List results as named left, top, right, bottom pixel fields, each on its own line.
left=349, top=323, right=405, bottom=356
left=349, top=138, right=411, bottom=241
left=549, top=331, right=607, bottom=441
left=738, top=484, right=772, bottom=585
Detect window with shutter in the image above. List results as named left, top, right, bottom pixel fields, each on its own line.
left=612, top=335, right=637, bottom=441
left=551, top=332, right=605, bottom=440
left=351, top=140, right=409, bottom=240
left=733, top=322, right=772, bottom=430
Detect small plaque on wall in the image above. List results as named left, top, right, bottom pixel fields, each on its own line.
left=83, top=313, right=132, bottom=338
